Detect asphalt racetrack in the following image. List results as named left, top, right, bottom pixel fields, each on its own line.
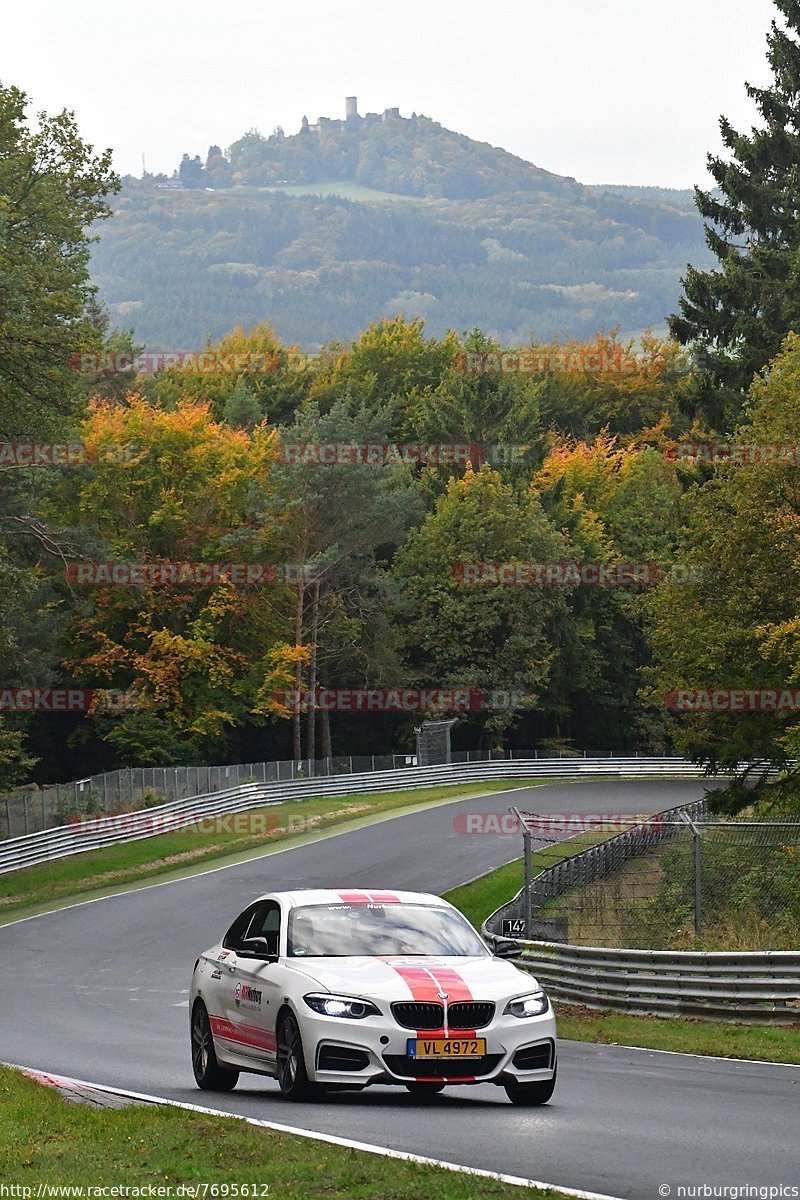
left=1, top=779, right=797, bottom=1198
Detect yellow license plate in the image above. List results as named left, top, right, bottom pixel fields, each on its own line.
left=408, top=1038, right=487, bottom=1058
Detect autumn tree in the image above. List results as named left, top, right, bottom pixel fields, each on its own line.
left=55, top=397, right=298, bottom=763
left=533, top=434, right=683, bottom=748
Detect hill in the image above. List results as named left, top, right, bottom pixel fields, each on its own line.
left=90, top=111, right=711, bottom=349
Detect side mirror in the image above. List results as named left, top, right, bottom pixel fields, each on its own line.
left=492, top=936, right=522, bottom=959
left=236, top=937, right=278, bottom=961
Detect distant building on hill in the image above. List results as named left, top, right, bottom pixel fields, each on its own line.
left=299, top=98, right=406, bottom=134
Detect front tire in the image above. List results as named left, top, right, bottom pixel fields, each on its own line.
left=191, top=1002, right=239, bottom=1091
left=276, top=1011, right=319, bottom=1100
left=504, top=1065, right=557, bottom=1106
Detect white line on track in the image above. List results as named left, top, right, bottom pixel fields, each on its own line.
left=9, top=1062, right=628, bottom=1200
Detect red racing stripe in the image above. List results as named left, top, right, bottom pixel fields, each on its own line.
left=336, top=890, right=401, bottom=904
left=210, top=1015, right=276, bottom=1053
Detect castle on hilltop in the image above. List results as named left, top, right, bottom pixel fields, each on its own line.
left=300, top=97, right=404, bottom=135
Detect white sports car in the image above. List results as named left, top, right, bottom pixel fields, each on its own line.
left=190, top=888, right=557, bottom=1105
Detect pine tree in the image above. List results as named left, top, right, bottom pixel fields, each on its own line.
left=669, top=1, right=800, bottom=428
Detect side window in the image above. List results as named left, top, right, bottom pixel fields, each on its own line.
left=222, top=904, right=260, bottom=950
left=248, top=901, right=281, bottom=956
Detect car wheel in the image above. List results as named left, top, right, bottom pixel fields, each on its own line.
left=276, top=1011, right=318, bottom=1100
left=404, top=1081, right=446, bottom=1097
left=503, top=1064, right=557, bottom=1106
left=191, top=1002, right=239, bottom=1091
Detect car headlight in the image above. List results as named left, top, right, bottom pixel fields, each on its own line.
left=303, top=993, right=381, bottom=1019
left=503, top=991, right=550, bottom=1018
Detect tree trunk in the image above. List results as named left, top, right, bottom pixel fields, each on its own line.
left=292, top=576, right=305, bottom=763
left=321, top=703, right=333, bottom=761
left=306, top=577, right=321, bottom=774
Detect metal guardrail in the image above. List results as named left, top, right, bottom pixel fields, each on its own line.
left=482, top=795, right=799, bottom=1023
left=0, top=756, right=710, bottom=875
left=513, top=942, right=800, bottom=1024
left=0, top=747, right=690, bottom=839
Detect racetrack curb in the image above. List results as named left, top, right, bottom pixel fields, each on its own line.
left=11, top=1063, right=627, bottom=1200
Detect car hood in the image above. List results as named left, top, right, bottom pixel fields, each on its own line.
left=284, top=954, right=541, bottom=1002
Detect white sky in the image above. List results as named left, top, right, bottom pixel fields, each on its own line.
left=1, top=0, right=777, bottom=187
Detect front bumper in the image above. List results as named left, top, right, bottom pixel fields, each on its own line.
left=297, top=1005, right=557, bottom=1087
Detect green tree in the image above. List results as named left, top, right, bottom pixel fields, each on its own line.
left=669, top=1, right=800, bottom=428
left=644, top=334, right=800, bottom=812
left=0, top=82, right=117, bottom=439
left=394, top=466, right=570, bottom=747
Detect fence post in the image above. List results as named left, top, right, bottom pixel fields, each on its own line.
left=523, top=831, right=532, bottom=939
left=693, top=826, right=702, bottom=937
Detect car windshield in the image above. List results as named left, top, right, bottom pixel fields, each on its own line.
left=287, top=902, right=489, bottom=958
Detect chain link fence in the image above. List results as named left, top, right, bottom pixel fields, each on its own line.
left=0, top=747, right=671, bottom=839
left=523, top=813, right=800, bottom=952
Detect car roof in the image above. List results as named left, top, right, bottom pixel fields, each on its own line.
left=252, top=888, right=452, bottom=909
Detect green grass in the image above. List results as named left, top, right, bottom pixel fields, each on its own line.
left=260, top=179, right=415, bottom=202
left=444, top=826, right=628, bottom=930
left=553, top=1004, right=800, bottom=1064
left=0, top=779, right=547, bottom=924
left=0, top=1065, right=569, bottom=1195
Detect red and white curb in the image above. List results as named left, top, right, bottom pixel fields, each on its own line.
left=11, top=1063, right=626, bottom=1200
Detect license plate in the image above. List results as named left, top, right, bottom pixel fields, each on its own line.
left=408, top=1037, right=486, bottom=1058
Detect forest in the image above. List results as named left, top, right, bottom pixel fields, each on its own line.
left=89, top=115, right=711, bottom=350
left=4, top=0, right=800, bottom=819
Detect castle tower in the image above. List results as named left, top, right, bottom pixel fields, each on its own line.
left=346, top=96, right=359, bottom=119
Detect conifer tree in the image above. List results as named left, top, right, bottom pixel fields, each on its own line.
left=670, top=1, right=800, bottom=428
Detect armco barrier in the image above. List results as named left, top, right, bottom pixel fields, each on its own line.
left=512, top=942, right=800, bottom=1023
left=0, top=756, right=711, bottom=875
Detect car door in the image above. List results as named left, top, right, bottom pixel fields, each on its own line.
left=219, top=900, right=283, bottom=1069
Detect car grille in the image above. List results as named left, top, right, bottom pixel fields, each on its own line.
left=391, top=1001, right=495, bottom=1030
left=512, top=1040, right=555, bottom=1071
left=448, top=1002, right=495, bottom=1029
left=392, top=1002, right=444, bottom=1029
left=383, top=1053, right=503, bottom=1080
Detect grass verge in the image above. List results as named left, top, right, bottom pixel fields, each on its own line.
left=553, top=1004, right=800, bottom=1064
left=443, top=827, right=621, bottom=930
left=0, top=779, right=546, bottom=924
left=443, top=842, right=800, bottom=1066
left=0, top=1065, right=569, bottom=1196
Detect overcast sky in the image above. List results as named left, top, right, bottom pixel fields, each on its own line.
left=1, top=0, right=778, bottom=187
